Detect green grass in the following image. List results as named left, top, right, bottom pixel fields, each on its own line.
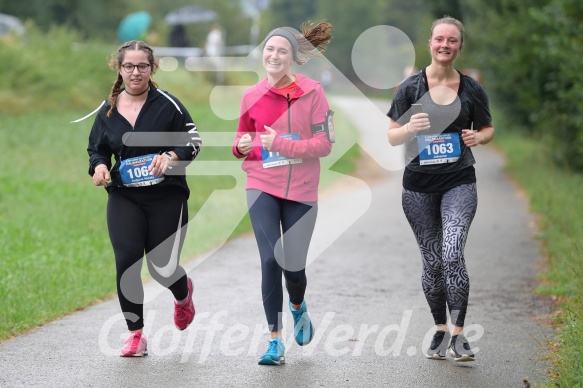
left=494, top=129, right=583, bottom=386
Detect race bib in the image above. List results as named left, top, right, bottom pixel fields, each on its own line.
left=119, top=153, right=165, bottom=187
left=262, top=133, right=303, bottom=169
left=417, top=133, right=462, bottom=165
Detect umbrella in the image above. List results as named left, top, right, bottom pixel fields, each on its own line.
left=0, top=13, right=25, bottom=36
left=164, top=6, right=217, bottom=26
left=117, top=11, right=151, bottom=43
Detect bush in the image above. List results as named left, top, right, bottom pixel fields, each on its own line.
left=0, top=23, right=115, bottom=114
left=464, top=0, right=583, bottom=170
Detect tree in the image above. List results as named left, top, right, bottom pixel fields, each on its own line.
left=0, top=0, right=127, bottom=40
left=265, top=0, right=317, bottom=30
left=528, top=0, right=583, bottom=168
left=425, top=0, right=463, bottom=19
left=463, top=0, right=583, bottom=170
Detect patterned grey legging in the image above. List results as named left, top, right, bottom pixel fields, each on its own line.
left=402, top=183, right=477, bottom=327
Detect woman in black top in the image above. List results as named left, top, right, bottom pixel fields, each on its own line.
left=388, top=16, right=495, bottom=362
left=85, top=40, right=202, bottom=356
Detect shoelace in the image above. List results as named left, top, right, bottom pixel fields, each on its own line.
left=430, top=332, right=446, bottom=349
left=453, top=335, right=472, bottom=353
left=126, top=333, right=141, bottom=349
left=176, top=303, right=190, bottom=319
left=268, top=340, right=279, bottom=354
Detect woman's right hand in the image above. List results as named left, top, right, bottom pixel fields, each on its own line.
left=92, top=164, right=111, bottom=187
left=409, top=112, right=431, bottom=133
left=237, top=133, right=253, bottom=155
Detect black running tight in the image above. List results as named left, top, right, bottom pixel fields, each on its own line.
left=107, top=185, right=189, bottom=331
left=246, top=190, right=318, bottom=332
left=402, top=183, right=477, bottom=327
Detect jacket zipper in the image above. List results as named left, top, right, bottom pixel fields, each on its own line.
left=284, top=93, right=293, bottom=199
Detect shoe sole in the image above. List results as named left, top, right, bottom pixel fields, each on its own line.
left=258, top=356, right=285, bottom=366
left=120, top=350, right=148, bottom=357
left=449, top=348, right=474, bottom=362
left=425, top=353, right=446, bottom=360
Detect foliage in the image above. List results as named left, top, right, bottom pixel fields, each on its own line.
left=266, top=0, right=317, bottom=30
left=0, top=0, right=253, bottom=46
left=425, top=0, right=463, bottom=19
left=528, top=0, right=583, bottom=169
left=0, top=22, right=242, bottom=115
left=0, top=0, right=127, bottom=40
left=261, top=0, right=431, bottom=93
left=463, top=0, right=583, bottom=170
left=0, top=24, right=114, bottom=114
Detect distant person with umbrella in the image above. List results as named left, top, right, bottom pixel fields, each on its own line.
left=205, top=24, right=224, bottom=83
left=169, top=24, right=190, bottom=47
left=83, top=40, right=202, bottom=357
left=164, top=5, right=217, bottom=26
left=117, top=11, right=151, bottom=43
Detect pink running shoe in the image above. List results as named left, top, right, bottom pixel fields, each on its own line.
left=174, top=277, right=195, bottom=330
left=120, top=331, right=148, bottom=357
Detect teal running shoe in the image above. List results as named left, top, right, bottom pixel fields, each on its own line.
left=289, top=300, right=314, bottom=346
left=258, top=338, right=285, bottom=365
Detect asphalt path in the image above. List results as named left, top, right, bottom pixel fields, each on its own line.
left=0, top=96, right=552, bottom=387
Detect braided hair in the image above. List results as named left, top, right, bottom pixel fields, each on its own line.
left=106, top=40, right=159, bottom=117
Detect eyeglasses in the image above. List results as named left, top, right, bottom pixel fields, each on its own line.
left=121, top=63, right=151, bottom=73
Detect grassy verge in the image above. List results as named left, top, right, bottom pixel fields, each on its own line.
left=494, top=128, right=583, bottom=386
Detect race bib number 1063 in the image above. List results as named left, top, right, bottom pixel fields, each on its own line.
left=417, top=133, right=462, bottom=165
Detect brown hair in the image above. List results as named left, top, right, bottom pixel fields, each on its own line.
left=430, top=16, right=464, bottom=46
left=296, top=20, right=333, bottom=65
left=106, top=40, right=159, bottom=117
left=265, top=20, right=333, bottom=65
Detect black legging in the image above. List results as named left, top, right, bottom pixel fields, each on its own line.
left=246, top=190, right=318, bottom=332
left=107, top=185, right=189, bottom=331
left=402, top=183, right=477, bottom=327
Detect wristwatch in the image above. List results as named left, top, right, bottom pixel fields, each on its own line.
left=163, top=152, right=173, bottom=162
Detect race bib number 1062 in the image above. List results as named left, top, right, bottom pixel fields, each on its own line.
left=119, top=153, right=165, bottom=187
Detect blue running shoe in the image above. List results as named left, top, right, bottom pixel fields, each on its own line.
left=258, top=338, right=285, bottom=365
left=289, top=300, right=314, bottom=346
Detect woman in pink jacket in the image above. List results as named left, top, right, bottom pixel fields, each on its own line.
left=233, top=20, right=334, bottom=366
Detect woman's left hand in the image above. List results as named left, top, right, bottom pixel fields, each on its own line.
left=461, top=129, right=482, bottom=147
left=149, top=153, right=174, bottom=177
left=260, top=126, right=277, bottom=151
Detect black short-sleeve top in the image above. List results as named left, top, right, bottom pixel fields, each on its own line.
left=387, top=68, right=492, bottom=192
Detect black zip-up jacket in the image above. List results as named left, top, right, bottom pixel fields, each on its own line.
left=86, top=88, right=202, bottom=197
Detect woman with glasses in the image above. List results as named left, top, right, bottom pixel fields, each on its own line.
left=84, top=40, right=202, bottom=356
